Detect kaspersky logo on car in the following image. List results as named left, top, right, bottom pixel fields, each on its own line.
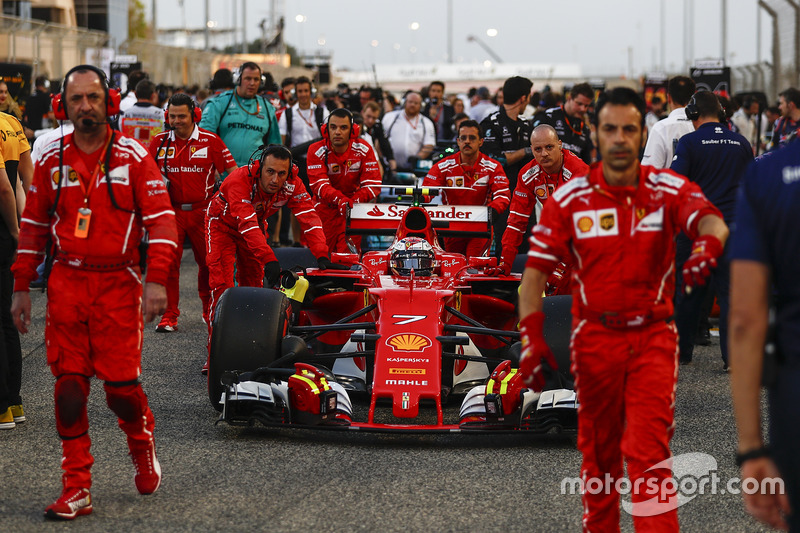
left=386, top=333, right=432, bottom=353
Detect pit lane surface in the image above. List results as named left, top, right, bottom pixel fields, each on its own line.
left=0, top=252, right=774, bottom=532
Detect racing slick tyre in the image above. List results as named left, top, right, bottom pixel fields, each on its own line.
left=542, top=295, right=574, bottom=388
left=208, top=287, right=290, bottom=411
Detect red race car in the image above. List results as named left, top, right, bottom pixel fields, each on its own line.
left=209, top=188, right=577, bottom=434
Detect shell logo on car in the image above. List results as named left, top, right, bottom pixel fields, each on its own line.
left=387, top=333, right=431, bottom=352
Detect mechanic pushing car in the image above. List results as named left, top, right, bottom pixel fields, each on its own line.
left=306, top=108, right=381, bottom=254
left=205, top=145, right=332, bottom=360
left=491, top=124, right=588, bottom=291
left=422, top=119, right=510, bottom=257
left=10, top=65, right=178, bottom=520
left=518, top=88, right=728, bottom=532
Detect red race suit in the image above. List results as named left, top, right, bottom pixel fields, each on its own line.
left=206, top=163, right=328, bottom=318
left=525, top=163, right=721, bottom=532
left=149, top=125, right=235, bottom=324
left=11, top=128, right=178, bottom=490
left=501, top=149, right=588, bottom=290
left=306, top=138, right=381, bottom=253
left=422, top=151, right=510, bottom=257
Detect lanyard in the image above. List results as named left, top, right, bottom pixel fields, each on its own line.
left=77, top=133, right=113, bottom=208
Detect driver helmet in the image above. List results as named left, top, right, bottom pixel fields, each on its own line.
left=390, top=237, right=436, bottom=276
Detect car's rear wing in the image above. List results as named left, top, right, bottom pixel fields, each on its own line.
left=347, top=203, right=492, bottom=239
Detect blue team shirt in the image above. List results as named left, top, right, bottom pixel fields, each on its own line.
left=730, top=142, right=800, bottom=361
left=671, top=122, right=753, bottom=223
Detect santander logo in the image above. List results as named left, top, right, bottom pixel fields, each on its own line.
left=368, top=205, right=385, bottom=216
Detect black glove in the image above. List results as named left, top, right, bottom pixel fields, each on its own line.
left=264, top=261, right=281, bottom=287
left=317, top=256, right=349, bottom=270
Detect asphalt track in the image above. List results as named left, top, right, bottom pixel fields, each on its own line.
left=0, top=252, right=775, bottom=532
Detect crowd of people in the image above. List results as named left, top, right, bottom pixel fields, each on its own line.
left=0, top=63, right=797, bottom=531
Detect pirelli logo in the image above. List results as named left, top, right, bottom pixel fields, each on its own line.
left=389, top=368, right=426, bottom=375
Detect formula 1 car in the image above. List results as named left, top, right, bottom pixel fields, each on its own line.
left=208, top=187, right=577, bottom=434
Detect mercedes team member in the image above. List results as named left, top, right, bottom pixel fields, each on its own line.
left=492, top=124, right=588, bottom=286
left=729, top=140, right=799, bottom=533
left=206, top=145, right=330, bottom=328
left=480, top=76, right=534, bottom=256
left=149, top=93, right=237, bottom=332
left=10, top=65, right=178, bottom=519
left=422, top=120, right=510, bottom=257
left=199, top=61, right=280, bottom=167
left=307, top=108, right=381, bottom=254
left=519, top=88, right=727, bottom=531
left=533, top=82, right=595, bottom=165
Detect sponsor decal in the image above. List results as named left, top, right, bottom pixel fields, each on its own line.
left=51, top=167, right=80, bottom=188
left=385, top=379, right=429, bottom=386
left=574, top=209, right=618, bottom=238
left=446, top=178, right=453, bottom=187
left=389, top=368, right=426, bottom=375
left=402, top=392, right=410, bottom=410
left=455, top=177, right=464, bottom=187
left=577, top=216, right=593, bottom=233
left=387, top=333, right=432, bottom=352
left=636, top=206, right=664, bottom=232
left=354, top=204, right=483, bottom=221
left=190, top=147, right=208, bottom=159
left=387, top=357, right=430, bottom=363
left=106, top=165, right=130, bottom=186
left=330, top=163, right=340, bottom=174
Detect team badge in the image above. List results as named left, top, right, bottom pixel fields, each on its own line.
left=636, top=207, right=646, bottom=220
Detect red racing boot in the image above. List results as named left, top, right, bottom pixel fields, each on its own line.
left=44, top=487, right=92, bottom=520
left=130, top=439, right=162, bottom=495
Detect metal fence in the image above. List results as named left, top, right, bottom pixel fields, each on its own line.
left=0, top=14, right=108, bottom=78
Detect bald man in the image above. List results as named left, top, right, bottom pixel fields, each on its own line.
left=491, top=125, right=588, bottom=289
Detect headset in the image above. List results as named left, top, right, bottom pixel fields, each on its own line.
left=247, top=144, right=295, bottom=179
left=685, top=90, right=726, bottom=122
left=51, top=64, right=121, bottom=121
left=289, top=77, right=318, bottom=99
left=232, top=62, right=267, bottom=91
left=163, top=94, right=202, bottom=127
left=320, top=108, right=360, bottom=141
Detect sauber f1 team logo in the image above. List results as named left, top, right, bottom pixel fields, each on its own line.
left=387, top=333, right=432, bottom=352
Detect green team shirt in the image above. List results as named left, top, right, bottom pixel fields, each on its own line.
left=199, top=89, right=281, bottom=168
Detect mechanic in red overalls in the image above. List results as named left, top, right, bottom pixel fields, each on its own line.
left=149, top=93, right=237, bottom=332
left=518, top=88, right=728, bottom=532
left=206, top=144, right=330, bottom=328
left=10, top=65, right=178, bottom=520
left=306, top=108, right=381, bottom=254
left=422, top=119, right=510, bottom=257
left=492, top=124, right=588, bottom=293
